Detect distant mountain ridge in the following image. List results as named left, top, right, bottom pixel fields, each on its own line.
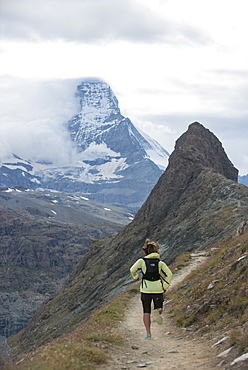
left=0, top=188, right=131, bottom=340
left=239, top=174, right=248, bottom=186
left=0, top=79, right=169, bottom=211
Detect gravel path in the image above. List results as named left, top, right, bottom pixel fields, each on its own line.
left=99, top=252, right=224, bottom=370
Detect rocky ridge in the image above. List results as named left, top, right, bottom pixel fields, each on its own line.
left=8, top=122, right=248, bottom=356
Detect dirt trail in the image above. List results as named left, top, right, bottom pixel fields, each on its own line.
left=99, top=252, right=224, bottom=370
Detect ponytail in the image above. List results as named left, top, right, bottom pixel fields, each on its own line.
left=142, top=238, right=159, bottom=255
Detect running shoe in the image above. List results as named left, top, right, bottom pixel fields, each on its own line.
left=145, top=334, right=152, bottom=339
left=153, top=309, right=163, bottom=325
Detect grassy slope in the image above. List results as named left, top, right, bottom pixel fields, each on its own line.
left=5, top=230, right=248, bottom=369
left=6, top=288, right=138, bottom=370
left=167, top=230, right=248, bottom=356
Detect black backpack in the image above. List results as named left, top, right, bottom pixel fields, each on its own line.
left=142, top=258, right=160, bottom=281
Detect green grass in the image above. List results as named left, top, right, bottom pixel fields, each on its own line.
left=8, top=289, right=137, bottom=370
left=167, top=231, right=248, bottom=356
left=170, top=251, right=192, bottom=272
left=20, top=344, right=108, bottom=370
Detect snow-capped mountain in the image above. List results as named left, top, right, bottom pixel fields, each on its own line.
left=0, top=79, right=169, bottom=211
left=67, top=79, right=169, bottom=168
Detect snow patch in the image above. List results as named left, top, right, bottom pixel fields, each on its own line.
left=145, top=148, right=169, bottom=170
left=135, top=125, right=169, bottom=170
left=81, top=142, right=120, bottom=160
left=81, top=196, right=89, bottom=200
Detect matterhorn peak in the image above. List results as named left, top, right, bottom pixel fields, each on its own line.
left=67, top=79, right=169, bottom=164
left=0, top=78, right=170, bottom=211
left=68, top=79, right=123, bottom=150
left=76, top=78, right=121, bottom=118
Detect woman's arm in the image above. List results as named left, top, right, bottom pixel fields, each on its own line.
left=130, top=259, right=143, bottom=280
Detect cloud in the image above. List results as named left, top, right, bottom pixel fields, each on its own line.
left=0, top=76, right=81, bottom=164
left=0, top=0, right=208, bottom=45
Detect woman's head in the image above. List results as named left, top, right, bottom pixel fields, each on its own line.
left=142, top=238, right=159, bottom=255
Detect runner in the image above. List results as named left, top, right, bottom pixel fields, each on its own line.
left=130, top=239, right=172, bottom=339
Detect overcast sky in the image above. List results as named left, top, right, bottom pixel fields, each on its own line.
left=0, top=0, right=247, bottom=175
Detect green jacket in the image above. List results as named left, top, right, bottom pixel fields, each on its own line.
left=130, top=252, right=172, bottom=293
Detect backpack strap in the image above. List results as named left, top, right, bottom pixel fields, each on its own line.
left=159, top=267, right=170, bottom=287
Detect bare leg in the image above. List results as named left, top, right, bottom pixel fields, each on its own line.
left=143, top=313, right=151, bottom=335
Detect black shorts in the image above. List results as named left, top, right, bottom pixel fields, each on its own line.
left=141, top=293, right=164, bottom=314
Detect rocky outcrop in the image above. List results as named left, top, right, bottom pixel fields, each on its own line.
left=130, top=121, right=240, bottom=259
left=172, top=122, right=238, bottom=181
left=8, top=122, right=248, bottom=355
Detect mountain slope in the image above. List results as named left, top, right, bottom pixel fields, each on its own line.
left=0, top=189, right=131, bottom=340
left=9, top=122, right=248, bottom=356
left=0, top=187, right=133, bottom=226
left=5, top=236, right=248, bottom=369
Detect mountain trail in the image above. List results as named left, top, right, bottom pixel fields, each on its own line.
left=98, top=252, right=224, bottom=370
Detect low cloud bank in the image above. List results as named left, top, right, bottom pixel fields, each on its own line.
left=0, top=76, right=81, bottom=164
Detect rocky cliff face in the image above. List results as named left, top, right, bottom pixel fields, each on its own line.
left=9, top=122, right=248, bottom=355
